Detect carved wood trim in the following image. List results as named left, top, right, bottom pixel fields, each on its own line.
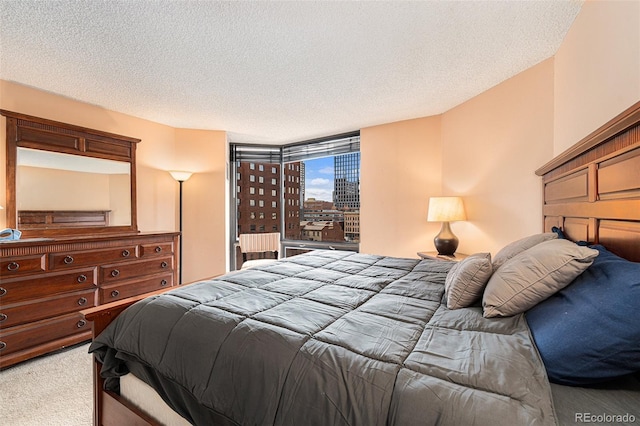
left=0, top=232, right=179, bottom=258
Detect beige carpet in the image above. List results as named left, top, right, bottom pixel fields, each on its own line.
left=0, top=343, right=93, bottom=426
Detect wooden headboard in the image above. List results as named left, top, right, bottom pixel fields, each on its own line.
left=536, top=101, right=640, bottom=262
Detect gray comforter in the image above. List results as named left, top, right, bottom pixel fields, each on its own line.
left=90, top=250, right=557, bottom=426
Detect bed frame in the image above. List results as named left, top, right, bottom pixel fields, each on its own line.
left=536, top=101, right=640, bottom=261
left=82, top=100, right=640, bottom=426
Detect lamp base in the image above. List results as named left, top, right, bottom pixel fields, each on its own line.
left=434, top=222, right=459, bottom=256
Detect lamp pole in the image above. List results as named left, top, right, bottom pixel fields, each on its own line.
left=178, top=179, right=184, bottom=284
left=169, top=171, right=193, bottom=284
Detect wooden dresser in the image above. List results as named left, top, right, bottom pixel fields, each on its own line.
left=0, top=231, right=179, bottom=368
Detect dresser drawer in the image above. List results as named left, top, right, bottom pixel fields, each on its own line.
left=0, top=289, right=96, bottom=329
left=49, top=245, right=137, bottom=270
left=100, top=273, right=174, bottom=303
left=140, top=242, right=174, bottom=257
left=100, top=256, right=173, bottom=283
left=0, top=312, right=91, bottom=357
left=0, top=268, right=97, bottom=304
left=0, top=254, right=46, bottom=278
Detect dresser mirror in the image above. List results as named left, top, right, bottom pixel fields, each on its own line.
left=17, top=147, right=132, bottom=226
left=2, top=110, right=140, bottom=237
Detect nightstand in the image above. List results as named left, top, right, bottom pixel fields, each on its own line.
left=418, top=251, right=469, bottom=262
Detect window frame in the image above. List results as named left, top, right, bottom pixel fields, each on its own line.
left=229, top=132, right=360, bottom=270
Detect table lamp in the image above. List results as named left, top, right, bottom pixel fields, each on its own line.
left=427, top=196, right=466, bottom=256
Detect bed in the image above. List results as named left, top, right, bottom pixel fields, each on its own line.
left=83, top=101, right=640, bottom=426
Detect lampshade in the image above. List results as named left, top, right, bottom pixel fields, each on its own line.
left=169, top=171, right=193, bottom=182
left=427, top=197, right=466, bottom=222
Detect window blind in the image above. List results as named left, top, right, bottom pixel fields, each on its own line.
left=281, top=132, right=360, bottom=163
left=230, top=144, right=281, bottom=163
left=230, top=131, right=360, bottom=163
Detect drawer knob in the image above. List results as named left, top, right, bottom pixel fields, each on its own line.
left=77, top=297, right=88, bottom=306
left=7, top=262, right=19, bottom=271
left=161, top=261, right=168, bottom=268
left=111, top=290, right=120, bottom=298
left=0, top=313, right=7, bottom=322
left=111, top=269, right=120, bottom=277
left=0, top=341, right=5, bottom=351
left=161, top=279, right=168, bottom=286
left=77, top=274, right=87, bottom=283
left=63, top=255, right=74, bottom=264
left=0, top=287, right=6, bottom=297
left=122, top=249, right=130, bottom=257
left=155, top=246, right=162, bottom=253
left=77, top=320, right=87, bottom=328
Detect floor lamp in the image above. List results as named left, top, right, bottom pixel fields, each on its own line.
left=169, top=171, right=193, bottom=284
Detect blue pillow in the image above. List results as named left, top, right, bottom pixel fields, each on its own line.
left=526, top=245, right=640, bottom=385
left=550, top=226, right=566, bottom=239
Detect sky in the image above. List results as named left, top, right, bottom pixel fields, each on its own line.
left=303, top=156, right=334, bottom=202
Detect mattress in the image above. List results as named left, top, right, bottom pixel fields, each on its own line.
left=90, top=250, right=557, bottom=425
left=120, top=372, right=190, bottom=426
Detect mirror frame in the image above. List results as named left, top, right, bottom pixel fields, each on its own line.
left=2, top=109, right=140, bottom=237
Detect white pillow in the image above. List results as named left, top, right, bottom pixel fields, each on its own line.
left=492, top=232, right=557, bottom=270
left=444, top=253, right=493, bottom=309
left=483, top=239, right=598, bottom=318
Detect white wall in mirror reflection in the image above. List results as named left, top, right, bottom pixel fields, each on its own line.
left=17, top=148, right=132, bottom=226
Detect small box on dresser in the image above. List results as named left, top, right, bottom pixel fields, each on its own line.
left=0, top=231, right=179, bottom=369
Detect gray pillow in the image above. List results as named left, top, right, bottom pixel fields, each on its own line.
left=492, top=232, right=557, bottom=270
left=483, top=239, right=598, bottom=318
left=445, top=253, right=493, bottom=309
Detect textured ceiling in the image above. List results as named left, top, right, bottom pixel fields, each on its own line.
left=0, top=1, right=583, bottom=144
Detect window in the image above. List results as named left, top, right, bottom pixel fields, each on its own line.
left=285, top=151, right=360, bottom=244
left=231, top=133, right=359, bottom=266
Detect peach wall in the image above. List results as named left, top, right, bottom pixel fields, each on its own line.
left=554, top=0, right=640, bottom=155
left=441, top=59, right=555, bottom=256
left=173, top=128, right=228, bottom=282
left=361, top=60, right=554, bottom=259
left=360, top=116, right=442, bottom=258
left=0, top=80, right=228, bottom=280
